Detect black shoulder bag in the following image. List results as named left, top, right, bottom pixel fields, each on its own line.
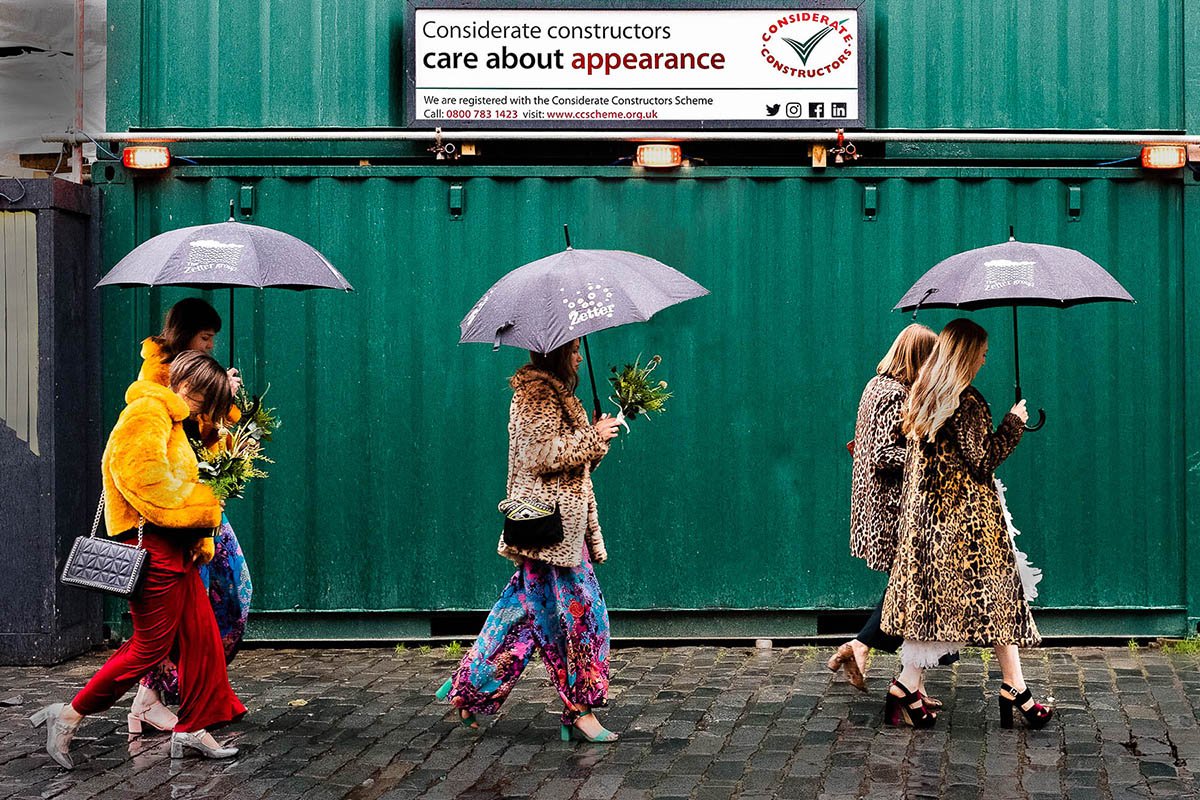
left=499, top=497, right=565, bottom=550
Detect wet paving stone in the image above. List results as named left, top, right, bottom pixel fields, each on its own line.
left=2, top=646, right=1199, bottom=798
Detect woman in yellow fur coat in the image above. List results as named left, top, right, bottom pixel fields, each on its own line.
left=130, top=298, right=254, bottom=735
left=31, top=352, right=245, bottom=769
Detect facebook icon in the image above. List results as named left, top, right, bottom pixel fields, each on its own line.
left=808, top=102, right=825, bottom=118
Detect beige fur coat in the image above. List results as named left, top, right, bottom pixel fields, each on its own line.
left=496, top=366, right=609, bottom=567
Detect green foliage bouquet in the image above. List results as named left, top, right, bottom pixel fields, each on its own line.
left=193, top=386, right=280, bottom=501
left=608, top=354, right=672, bottom=431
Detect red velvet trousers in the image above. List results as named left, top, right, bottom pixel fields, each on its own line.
left=71, top=529, right=246, bottom=732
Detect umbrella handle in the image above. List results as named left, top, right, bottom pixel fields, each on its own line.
left=244, top=394, right=262, bottom=420
left=911, top=287, right=937, bottom=319
left=1024, top=408, right=1046, bottom=432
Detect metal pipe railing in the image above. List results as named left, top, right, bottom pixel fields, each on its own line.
left=43, top=129, right=1200, bottom=146
left=70, top=0, right=84, bottom=182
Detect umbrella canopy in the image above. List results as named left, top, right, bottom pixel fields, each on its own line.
left=460, top=246, right=708, bottom=354
left=96, top=220, right=353, bottom=291
left=894, top=235, right=1135, bottom=432
left=894, top=239, right=1133, bottom=312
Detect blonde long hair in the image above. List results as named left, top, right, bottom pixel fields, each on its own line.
left=877, top=323, right=937, bottom=386
left=903, top=319, right=989, bottom=442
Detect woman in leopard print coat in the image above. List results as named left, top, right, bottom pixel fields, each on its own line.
left=828, top=324, right=937, bottom=693
left=438, top=339, right=623, bottom=743
left=880, top=319, right=1052, bottom=729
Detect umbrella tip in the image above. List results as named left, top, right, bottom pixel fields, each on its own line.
left=1008, top=225, right=1016, bottom=242
left=228, top=199, right=236, bottom=222
left=563, top=224, right=572, bottom=250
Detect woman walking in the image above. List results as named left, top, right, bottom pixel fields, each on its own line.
left=129, top=298, right=252, bottom=734
left=31, top=352, right=245, bottom=768
left=881, top=318, right=1052, bottom=729
left=436, top=339, right=622, bottom=742
left=828, top=324, right=946, bottom=700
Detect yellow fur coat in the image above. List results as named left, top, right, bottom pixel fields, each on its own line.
left=101, top=380, right=222, bottom=550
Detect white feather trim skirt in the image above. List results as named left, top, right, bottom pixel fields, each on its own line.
left=899, top=640, right=963, bottom=669
left=900, top=479, right=1041, bottom=669
left=994, top=478, right=1042, bottom=602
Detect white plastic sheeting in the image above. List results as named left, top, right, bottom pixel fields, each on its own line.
left=0, top=0, right=106, bottom=170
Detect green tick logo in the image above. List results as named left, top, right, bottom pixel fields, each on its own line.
left=759, top=13, right=857, bottom=82
left=781, top=19, right=849, bottom=65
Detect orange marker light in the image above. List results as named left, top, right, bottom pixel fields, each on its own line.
left=122, top=146, right=171, bottom=169
left=635, top=145, right=683, bottom=169
left=1140, top=145, right=1186, bottom=170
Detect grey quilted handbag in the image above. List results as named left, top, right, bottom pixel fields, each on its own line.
left=60, top=495, right=147, bottom=598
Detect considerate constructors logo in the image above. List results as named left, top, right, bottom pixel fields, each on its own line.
left=760, top=12, right=855, bottom=78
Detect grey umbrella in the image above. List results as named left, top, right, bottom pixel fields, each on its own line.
left=460, top=226, right=709, bottom=416
left=895, top=231, right=1135, bottom=430
left=97, top=203, right=352, bottom=363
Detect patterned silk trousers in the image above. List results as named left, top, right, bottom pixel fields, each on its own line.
left=445, top=549, right=610, bottom=725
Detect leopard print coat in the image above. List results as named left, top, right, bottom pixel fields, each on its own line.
left=496, top=366, right=609, bottom=567
left=849, top=374, right=908, bottom=573
left=881, top=387, right=1041, bottom=647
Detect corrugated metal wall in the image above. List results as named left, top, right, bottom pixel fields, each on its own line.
left=98, top=169, right=1183, bottom=629
left=108, top=0, right=1184, bottom=131
left=97, top=0, right=1199, bottom=636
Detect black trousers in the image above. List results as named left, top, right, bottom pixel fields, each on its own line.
left=857, top=592, right=960, bottom=666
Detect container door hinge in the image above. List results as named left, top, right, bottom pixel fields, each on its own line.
left=1067, top=185, right=1082, bottom=221
left=863, top=184, right=878, bottom=221
left=239, top=185, right=255, bottom=217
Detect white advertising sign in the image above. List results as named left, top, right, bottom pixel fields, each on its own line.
left=405, top=3, right=869, bottom=129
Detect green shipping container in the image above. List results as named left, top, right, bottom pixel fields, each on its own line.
left=95, top=0, right=1200, bottom=640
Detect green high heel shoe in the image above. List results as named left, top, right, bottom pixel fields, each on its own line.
left=435, top=679, right=478, bottom=729
left=560, top=712, right=619, bottom=743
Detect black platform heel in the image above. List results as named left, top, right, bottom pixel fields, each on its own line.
left=998, top=683, right=1053, bottom=730
left=884, top=680, right=938, bottom=729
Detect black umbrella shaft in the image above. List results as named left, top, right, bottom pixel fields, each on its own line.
left=1011, top=305, right=1021, bottom=401
left=582, top=335, right=602, bottom=419
left=228, top=288, right=236, bottom=366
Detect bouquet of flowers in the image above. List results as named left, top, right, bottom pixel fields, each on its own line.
left=608, top=354, right=672, bottom=430
left=193, top=386, right=280, bottom=501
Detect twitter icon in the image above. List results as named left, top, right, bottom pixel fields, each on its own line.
left=766, top=104, right=781, bottom=117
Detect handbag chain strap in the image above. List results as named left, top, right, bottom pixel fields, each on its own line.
left=89, top=493, right=145, bottom=548
left=89, top=494, right=104, bottom=538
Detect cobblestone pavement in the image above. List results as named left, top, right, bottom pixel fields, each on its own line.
left=1, top=646, right=1198, bottom=799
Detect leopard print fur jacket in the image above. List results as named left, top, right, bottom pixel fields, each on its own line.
left=496, top=365, right=609, bottom=567
left=849, top=374, right=908, bottom=573
left=882, top=387, right=1041, bottom=647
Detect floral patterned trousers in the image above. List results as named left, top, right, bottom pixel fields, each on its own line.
left=445, top=550, right=610, bottom=725
left=139, top=516, right=252, bottom=704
